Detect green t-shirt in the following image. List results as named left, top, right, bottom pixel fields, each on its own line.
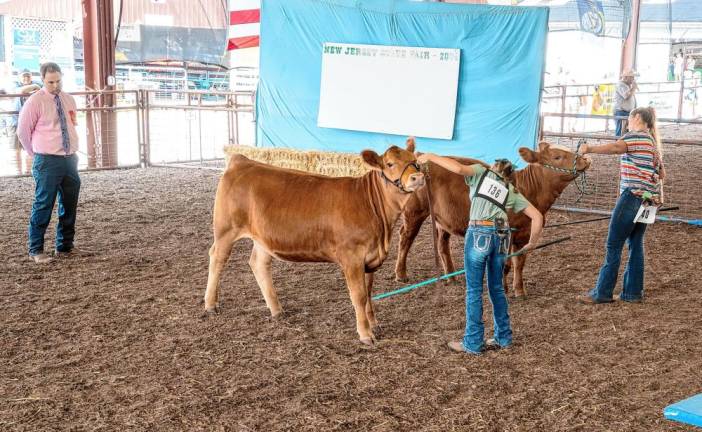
left=464, top=164, right=530, bottom=221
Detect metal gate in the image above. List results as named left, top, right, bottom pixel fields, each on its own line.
left=541, top=82, right=702, bottom=224
left=0, top=89, right=255, bottom=177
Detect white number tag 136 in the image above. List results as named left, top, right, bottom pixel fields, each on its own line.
left=477, top=177, right=508, bottom=205
left=634, top=204, right=657, bottom=224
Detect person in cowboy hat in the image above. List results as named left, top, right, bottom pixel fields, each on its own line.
left=614, top=69, right=638, bottom=137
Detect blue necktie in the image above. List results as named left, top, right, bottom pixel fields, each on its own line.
left=54, top=94, right=70, bottom=155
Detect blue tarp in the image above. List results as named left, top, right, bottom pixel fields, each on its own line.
left=257, top=0, right=549, bottom=163
left=664, top=393, right=702, bottom=428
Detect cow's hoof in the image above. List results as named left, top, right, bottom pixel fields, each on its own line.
left=395, top=275, right=409, bottom=283
left=270, top=310, right=285, bottom=320
left=360, top=337, right=376, bottom=347
left=442, top=279, right=459, bottom=287
left=201, top=305, right=219, bottom=319
left=512, top=295, right=527, bottom=302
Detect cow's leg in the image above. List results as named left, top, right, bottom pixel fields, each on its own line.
left=503, top=246, right=514, bottom=296
left=512, top=254, right=528, bottom=299
left=436, top=228, right=460, bottom=286
left=343, top=265, right=374, bottom=345
left=364, top=272, right=380, bottom=335
left=437, top=228, right=455, bottom=274
left=204, top=229, right=238, bottom=314
left=395, top=213, right=427, bottom=282
left=249, top=242, right=283, bottom=317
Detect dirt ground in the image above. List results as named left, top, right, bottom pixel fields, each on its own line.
left=1, top=167, right=701, bottom=431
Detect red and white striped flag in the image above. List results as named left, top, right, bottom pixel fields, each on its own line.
left=227, top=0, right=261, bottom=50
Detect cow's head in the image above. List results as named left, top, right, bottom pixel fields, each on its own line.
left=361, top=137, right=425, bottom=193
left=519, top=142, right=591, bottom=177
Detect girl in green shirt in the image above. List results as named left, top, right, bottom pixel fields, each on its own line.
left=416, top=153, right=543, bottom=354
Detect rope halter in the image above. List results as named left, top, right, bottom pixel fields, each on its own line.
left=541, top=139, right=589, bottom=203
left=380, top=160, right=421, bottom=194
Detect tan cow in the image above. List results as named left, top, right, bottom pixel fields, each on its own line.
left=204, top=138, right=425, bottom=344
left=395, top=142, right=591, bottom=297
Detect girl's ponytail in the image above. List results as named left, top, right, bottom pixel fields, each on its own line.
left=647, top=107, right=663, bottom=160
left=631, top=107, right=663, bottom=161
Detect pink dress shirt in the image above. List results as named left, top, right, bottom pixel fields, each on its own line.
left=17, top=87, right=79, bottom=157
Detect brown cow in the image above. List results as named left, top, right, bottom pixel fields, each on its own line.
left=204, top=138, right=425, bottom=345
left=395, top=142, right=591, bottom=298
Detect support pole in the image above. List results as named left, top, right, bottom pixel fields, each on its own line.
left=82, top=0, right=117, bottom=168
left=620, top=0, right=642, bottom=74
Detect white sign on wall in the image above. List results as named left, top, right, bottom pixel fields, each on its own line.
left=118, top=26, right=141, bottom=42
left=318, top=43, right=460, bottom=140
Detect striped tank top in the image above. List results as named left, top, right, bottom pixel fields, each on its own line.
left=619, top=131, right=663, bottom=200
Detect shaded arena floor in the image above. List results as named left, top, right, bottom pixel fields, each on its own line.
left=1, top=167, right=700, bottom=431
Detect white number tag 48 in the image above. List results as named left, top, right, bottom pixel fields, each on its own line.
left=634, top=204, right=657, bottom=224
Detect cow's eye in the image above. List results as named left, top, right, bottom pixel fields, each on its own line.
left=386, top=162, right=394, bottom=168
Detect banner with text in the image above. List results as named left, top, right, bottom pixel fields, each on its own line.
left=258, top=0, right=549, bottom=163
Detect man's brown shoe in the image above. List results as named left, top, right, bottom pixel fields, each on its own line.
left=486, top=338, right=511, bottom=351
left=55, top=247, right=94, bottom=258
left=447, top=341, right=465, bottom=353
left=577, top=294, right=613, bottom=305
left=447, top=341, right=481, bottom=355
left=29, top=253, right=53, bottom=264
left=615, top=295, right=643, bottom=303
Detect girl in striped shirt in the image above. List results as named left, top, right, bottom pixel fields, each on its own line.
left=576, top=107, right=665, bottom=304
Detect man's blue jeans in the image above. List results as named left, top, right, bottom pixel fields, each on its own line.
left=589, top=189, right=647, bottom=302
left=615, top=109, right=630, bottom=137
left=462, top=227, right=513, bottom=354
left=28, top=153, right=81, bottom=255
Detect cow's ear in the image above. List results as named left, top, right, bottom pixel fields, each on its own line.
left=361, top=149, right=384, bottom=171
left=538, top=141, right=550, bottom=152
left=519, top=147, right=539, bottom=163
left=405, top=136, right=416, bottom=153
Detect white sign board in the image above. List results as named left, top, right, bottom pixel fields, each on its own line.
left=231, top=67, right=259, bottom=92
left=318, top=43, right=460, bottom=140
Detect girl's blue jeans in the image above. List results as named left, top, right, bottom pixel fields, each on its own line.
left=462, top=227, right=513, bottom=354
left=589, top=189, right=647, bottom=302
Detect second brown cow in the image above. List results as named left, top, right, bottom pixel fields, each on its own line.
left=395, top=142, right=591, bottom=298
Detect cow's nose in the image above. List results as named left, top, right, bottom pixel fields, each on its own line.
left=409, top=172, right=424, bottom=183
left=409, top=172, right=425, bottom=187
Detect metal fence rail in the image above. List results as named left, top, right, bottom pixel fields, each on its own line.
left=542, top=127, right=702, bottom=224
left=542, top=78, right=702, bottom=134
left=145, top=90, right=255, bottom=169
left=2, top=84, right=699, bottom=224
left=0, top=89, right=255, bottom=177
left=541, top=80, right=702, bottom=224
left=0, top=90, right=142, bottom=177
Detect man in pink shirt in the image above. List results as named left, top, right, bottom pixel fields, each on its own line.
left=18, top=62, right=81, bottom=264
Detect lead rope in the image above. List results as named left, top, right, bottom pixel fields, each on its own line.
left=573, top=139, right=588, bottom=204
